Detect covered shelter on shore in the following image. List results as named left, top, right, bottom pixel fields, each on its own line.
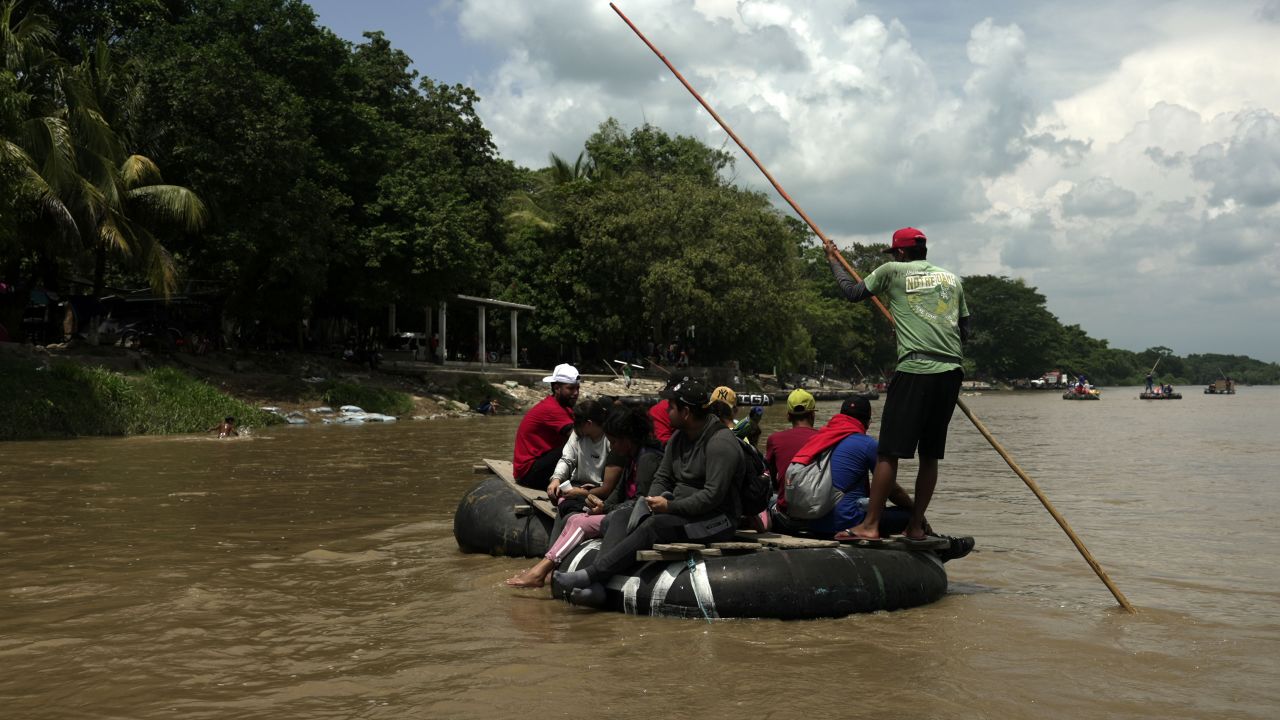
left=394, top=295, right=534, bottom=369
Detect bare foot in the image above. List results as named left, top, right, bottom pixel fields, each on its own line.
left=505, top=572, right=545, bottom=588
left=901, top=524, right=929, bottom=541
left=835, top=522, right=880, bottom=541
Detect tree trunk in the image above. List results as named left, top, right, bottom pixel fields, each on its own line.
left=92, top=239, right=107, bottom=298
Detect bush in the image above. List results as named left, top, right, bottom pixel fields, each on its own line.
left=0, top=358, right=279, bottom=441
left=130, top=367, right=278, bottom=434
left=322, top=380, right=414, bottom=416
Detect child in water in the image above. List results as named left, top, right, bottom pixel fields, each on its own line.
left=209, top=416, right=238, bottom=437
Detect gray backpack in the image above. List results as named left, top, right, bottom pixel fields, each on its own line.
left=784, top=448, right=842, bottom=519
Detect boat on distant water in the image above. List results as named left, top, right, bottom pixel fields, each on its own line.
left=1062, top=390, right=1101, bottom=400
left=1205, top=379, right=1236, bottom=395
left=1140, top=392, right=1182, bottom=400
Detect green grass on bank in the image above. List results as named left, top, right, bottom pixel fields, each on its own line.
left=321, top=380, right=415, bottom=417
left=0, top=358, right=280, bottom=441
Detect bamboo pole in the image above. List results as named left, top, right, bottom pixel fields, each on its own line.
left=610, top=2, right=1136, bottom=613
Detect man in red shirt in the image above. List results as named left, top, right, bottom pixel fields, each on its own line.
left=764, top=388, right=819, bottom=514
left=648, top=375, right=684, bottom=445
left=513, top=364, right=580, bottom=488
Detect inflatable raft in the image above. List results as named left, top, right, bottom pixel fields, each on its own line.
left=455, top=460, right=972, bottom=619
left=549, top=538, right=949, bottom=619
left=1139, top=392, right=1182, bottom=400
left=454, top=470, right=553, bottom=557
left=1062, top=391, right=1100, bottom=400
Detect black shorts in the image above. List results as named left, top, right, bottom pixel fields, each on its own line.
left=877, top=368, right=963, bottom=460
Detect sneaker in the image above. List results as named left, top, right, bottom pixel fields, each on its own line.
left=935, top=535, right=975, bottom=562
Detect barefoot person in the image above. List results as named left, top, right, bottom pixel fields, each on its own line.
left=826, top=227, right=969, bottom=541
left=542, top=399, right=611, bottom=543
left=552, top=378, right=742, bottom=606
left=512, top=363, right=579, bottom=489
left=506, top=405, right=660, bottom=588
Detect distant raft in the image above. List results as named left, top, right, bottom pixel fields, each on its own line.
left=1062, top=391, right=1101, bottom=400
left=1204, top=381, right=1235, bottom=394
left=1139, top=392, right=1182, bottom=400
left=550, top=538, right=953, bottom=620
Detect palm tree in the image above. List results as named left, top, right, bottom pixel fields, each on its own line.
left=504, top=150, right=594, bottom=230
left=62, top=39, right=207, bottom=297
left=0, top=0, right=78, bottom=247
left=548, top=150, right=594, bottom=185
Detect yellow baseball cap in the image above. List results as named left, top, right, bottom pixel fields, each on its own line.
left=787, top=388, right=816, bottom=413
left=708, top=386, right=737, bottom=408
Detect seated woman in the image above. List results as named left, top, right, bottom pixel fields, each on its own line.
left=543, top=399, right=610, bottom=528
left=553, top=379, right=742, bottom=605
left=506, top=405, right=660, bottom=588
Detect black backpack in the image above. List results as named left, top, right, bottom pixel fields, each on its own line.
left=738, top=441, right=771, bottom=516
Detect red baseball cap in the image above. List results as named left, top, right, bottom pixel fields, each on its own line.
left=884, top=227, right=927, bottom=253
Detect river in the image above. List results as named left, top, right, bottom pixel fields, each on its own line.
left=2, top=387, right=1277, bottom=718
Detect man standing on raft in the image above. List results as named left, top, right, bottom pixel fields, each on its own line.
left=826, top=228, right=969, bottom=541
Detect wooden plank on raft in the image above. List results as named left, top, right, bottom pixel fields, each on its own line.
left=473, top=464, right=493, bottom=474
left=708, top=542, right=763, bottom=552
left=482, top=458, right=556, bottom=519
left=636, top=550, right=688, bottom=562
left=652, top=542, right=707, bottom=552
left=737, top=531, right=840, bottom=549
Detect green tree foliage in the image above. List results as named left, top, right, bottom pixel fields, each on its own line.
left=963, top=275, right=1058, bottom=379
left=64, top=39, right=207, bottom=296
left=2, top=1, right=204, bottom=300
left=3, top=1, right=1277, bottom=384
left=495, top=119, right=818, bottom=371
left=810, top=241, right=896, bottom=377
left=130, top=5, right=510, bottom=338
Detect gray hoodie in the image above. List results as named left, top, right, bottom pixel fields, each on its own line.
left=649, top=416, right=742, bottom=521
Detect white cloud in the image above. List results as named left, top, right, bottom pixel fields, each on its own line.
left=1061, top=177, right=1139, bottom=217
left=1191, top=109, right=1280, bottom=208
left=453, top=0, right=1280, bottom=360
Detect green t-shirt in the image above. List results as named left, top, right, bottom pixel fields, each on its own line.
left=863, top=259, right=969, bottom=374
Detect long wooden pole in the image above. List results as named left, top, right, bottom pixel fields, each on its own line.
left=610, top=2, right=1135, bottom=613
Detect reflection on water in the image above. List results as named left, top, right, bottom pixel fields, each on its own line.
left=2, top=388, right=1278, bottom=718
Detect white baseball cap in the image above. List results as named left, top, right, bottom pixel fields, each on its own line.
left=542, top=363, right=580, bottom=385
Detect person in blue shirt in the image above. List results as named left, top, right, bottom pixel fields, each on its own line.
left=810, top=397, right=920, bottom=537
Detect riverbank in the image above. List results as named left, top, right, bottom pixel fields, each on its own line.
left=1, top=340, right=895, bottom=441
left=0, top=342, right=664, bottom=441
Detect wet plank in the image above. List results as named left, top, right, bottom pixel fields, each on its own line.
left=482, top=458, right=556, bottom=519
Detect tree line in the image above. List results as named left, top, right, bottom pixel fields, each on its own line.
left=2, top=0, right=1276, bottom=385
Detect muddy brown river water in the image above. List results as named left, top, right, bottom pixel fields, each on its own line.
left=2, top=388, right=1278, bottom=718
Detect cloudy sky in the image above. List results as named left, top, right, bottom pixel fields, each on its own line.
left=309, top=0, right=1280, bottom=362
